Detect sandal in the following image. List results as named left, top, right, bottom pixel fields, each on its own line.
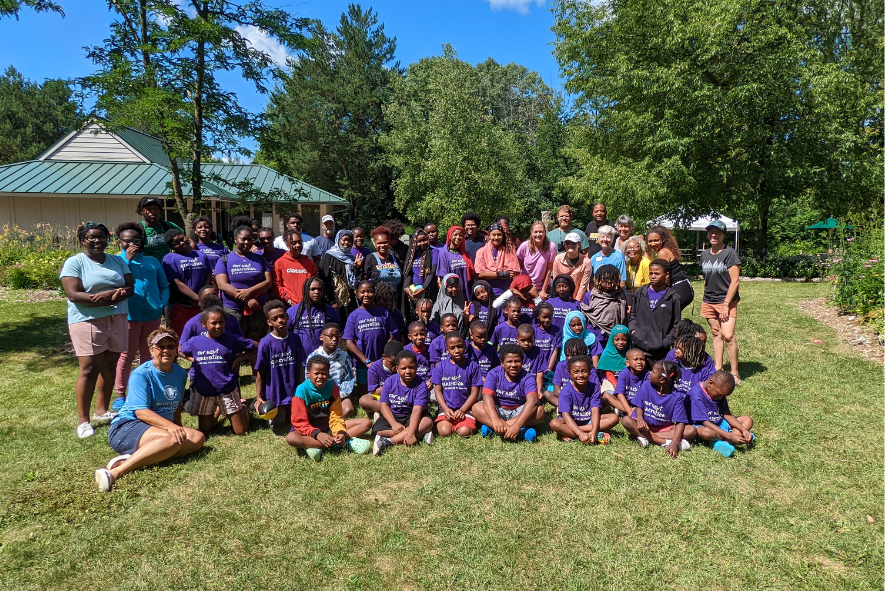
left=106, top=454, right=131, bottom=471
left=732, top=375, right=743, bottom=386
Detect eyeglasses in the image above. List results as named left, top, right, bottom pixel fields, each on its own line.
left=84, top=236, right=108, bottom=243
left=120, top=238, right=142, bottom=245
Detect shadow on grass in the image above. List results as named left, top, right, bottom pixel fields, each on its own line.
left=740, top=361, right=767, bottom=379
left=0, top=303, right=77, bottom=371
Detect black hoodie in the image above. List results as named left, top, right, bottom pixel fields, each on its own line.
left=629, top=285, right=681, bottom=354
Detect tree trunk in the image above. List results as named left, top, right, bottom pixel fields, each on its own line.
left=754, top=179, right=769, bottom=257
left=187, top=3, right=207, bottom=238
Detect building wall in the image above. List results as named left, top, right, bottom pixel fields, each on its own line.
left=0, top=194, right=142, bottom=233
left=42, top=123, right=147, bottom=163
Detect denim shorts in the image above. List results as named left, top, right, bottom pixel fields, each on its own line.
left=108, top=419, right=152, bottom=454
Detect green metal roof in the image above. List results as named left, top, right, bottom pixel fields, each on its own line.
left=201, top=163, right=347, bottom=204
left=116, top=128, right=171, bottom=167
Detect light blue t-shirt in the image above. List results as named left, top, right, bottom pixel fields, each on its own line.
left=59, top=252, right=131, bottom=324
left=112, top=361, right=187, bottom=423
left=591, top=250, right=627, bottom=281
left=118, top=252, right=169, bottom=322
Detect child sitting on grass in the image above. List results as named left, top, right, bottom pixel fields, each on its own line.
left=473, top=344, right=546, bottom=442
left=544, top=337, right=590, bottom=407
left=604, top=348, right=648, bottom=416
left=359, top=340, right=403, bottom=419
left=621, top=360, right=695, bottom=457
left=429, top=313, right=459, bottom=366
left=431, top=332, right=482, bottom=437
left=307, top=323, right=357, bottom=416
left=287, top=356, right=372, bottom=461
left=689, top=370, right=755, bottom=457
left=254, top=300, right=302, bottom=427
left=516, top=323, right=546, bottom=395
left=669, top=334, right=715, bottom=397
left=372, top=350, right=435, bottom=455
left=404, top=321, right=432, bottom=386
left=179, top=306, right=256, bottom=436
left=549, top=355, right=618, bottom=444
left=466, top=320, right=499, bottom=381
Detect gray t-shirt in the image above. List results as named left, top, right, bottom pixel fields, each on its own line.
left=700, top=247, right=740, bottom=304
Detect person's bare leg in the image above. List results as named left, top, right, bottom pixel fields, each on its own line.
left=345, top=418, right=372, bottom=437
left=75, top=355, right=100, bottom=425
left=471, top=402, right=495, bottom=427
left=542, top=389, right=559, bottom=407
left=228, top=407, right=250, bottom=435
left=599, top=413, right=620, bottom=431
left=455, top=425, right=475, bottom=437
left=707, top=317, right=724, bottom=370
left=94, top=350, right=121, bottom=416
left=737, top=416, right=754, bottom=430
left=719, top=317, right=739, bottom=379
left=549, top=417, right=577, bottom=438
left=436, top=420, right=454, bottom=437
left=286, top=431, right=322, bottom=449
left=115, top=322, right=140, bottom=398
left=109, top=427, right=205, bottom=479
left=340, top=397, right=355, bottom=418
left=359, top=395, right=380, bottom=416
left=198, top=415, right=218, bottom=435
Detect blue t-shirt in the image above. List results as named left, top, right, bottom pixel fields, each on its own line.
left=112, top=361, right=187, bottom=424
left=60, top=252, right=131, bottom=324
left=118, top=252, right=168, bottom=322
left=591, top=250, right=627, bottom=281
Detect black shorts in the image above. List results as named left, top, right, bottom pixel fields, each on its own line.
left=372, top=410, right=430, bottom=434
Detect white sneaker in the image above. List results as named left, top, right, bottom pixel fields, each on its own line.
left=373, top=435, right=392, bottom=456
left=305, top=448, right=324, bottom=462
left=94, top=468, right=114, bottom=492
left=661, top=439, right=692, bottom=451
left=637, top=436, right=649, bottom=449
left=77, top=422, right=95, bottom=439
left=92, top=411, right=116, bottom=425
left=423, top=431, right=436, bottom=446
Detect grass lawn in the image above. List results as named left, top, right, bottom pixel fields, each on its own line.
left=0, top=282, right=882, bottom=590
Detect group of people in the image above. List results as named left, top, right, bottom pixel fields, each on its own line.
left=56, top=198, right=748, bottom=493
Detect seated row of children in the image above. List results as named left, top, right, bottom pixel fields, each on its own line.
left=176, top=271, right=755, bottom=459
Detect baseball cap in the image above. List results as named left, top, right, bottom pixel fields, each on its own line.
left=321, top=215, right=335, bottom=224
left=149, top=331, right=178, bottom=347
left=705, top=220, right=727, bottom=233
left=511, top=274, right=532, bottom=291
left=564, top=231, right=583, bottom=244
left=140, top=197, right=162, bottom=208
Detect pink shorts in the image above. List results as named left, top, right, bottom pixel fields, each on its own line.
left=68, top=314, right=128, bottom=356
left=435, top=412, right=477, bottom=432
left=648, top=423, right=675, bottom=434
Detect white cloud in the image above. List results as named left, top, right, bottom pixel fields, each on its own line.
left=483, top=0, right=545, bottom=14
left=235, top=25, right=289, bottom=68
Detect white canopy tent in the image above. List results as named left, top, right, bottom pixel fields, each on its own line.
left=650, top=214, right=740, bottom=253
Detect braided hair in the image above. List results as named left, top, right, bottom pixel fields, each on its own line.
left=592, top=264, right=621, bottom=291
left=290, top=276, right=326, bottom=337
left=675, top=335, right=707, bottom=370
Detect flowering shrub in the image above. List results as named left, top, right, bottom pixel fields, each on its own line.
left=0, top=224, right=79, bottom=289
left=830, top=224, right=884, bottom=337
left=739, top=255, right=825, bottom=279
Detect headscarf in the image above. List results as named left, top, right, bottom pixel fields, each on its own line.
left=552, top=274, right=576, bottom=301
left=446, top=225, right=476, bottom=280
left=470, top=279, right=498, bottom=332
left=432, top=273, right=466, bottom=331
left=561, top=310, right=597, bottom=360
left=596, top=325, right=632, bottom=372
left=325, top=229, right=356, bottom=288
left=488, top=221, right=504, bottom=233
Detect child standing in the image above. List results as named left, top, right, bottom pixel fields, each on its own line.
left=414, top=298, right=441, bottom=345
left=254, top=300, right=302, bottom=426
left=629, top=259, right=682, bottom=366
left=372, top=350, right=435, bottom=455
left=689, top=371, right=755, bottom=457
left=532, top=303, right=561, bottom=379
left=473, top=344, right=546, bottom=442
left=549, top=355, right=619, bottom=444
left=432, top=274, right=466, bottom=332
left=431, top=333, right=482, bottom=437
left=274, top=230, right=318, bottom=306
left=621, top=360, right=695, bottom=457
left=344, top=280, right=398, bottom=399
left=179, top=307, right=256, bottom=435
left=308, top=323, right=357, bottom=416
left=546, top=275, right=580, bottom=331
left=581, top=264, right=628, bottom=342
left=287, top=278, right=341, bottom=366
left=490, top=297, right=524, bottom=350
left=516, top=324, right=546, bottom=396
left=375, top=281, right=407, bottom=340
left=605, top=348, right=648, bottom=415
left=359, top=340, right=404, bottom=418
left=464, top=280, right=498, bottom=330
left=429, top=313, right=460, bottom=366
left=287, top=356, right=372, bottom=461
left=466, top=320, right=500, bottom=381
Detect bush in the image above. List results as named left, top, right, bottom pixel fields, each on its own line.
left=739, top=255, right=825, bottom=280
left=0, top=225, right=78, bottom=290
left=830, top=224, right=884, bottom=336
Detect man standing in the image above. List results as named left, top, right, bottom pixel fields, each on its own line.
left=584, top=203, right=611, bottom=256
left=312, top=214, right=337, bottom=255
left=547, top=205, right=589, bottom=254
left=461, top=212, right=486, bottom=261
left=274, top=212, right=319, bottom=260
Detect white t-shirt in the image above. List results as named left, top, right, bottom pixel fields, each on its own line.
left=273, top=232, right=320, bottom=257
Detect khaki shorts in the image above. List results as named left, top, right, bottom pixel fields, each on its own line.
left=701, top=301, right=738, bottom=320
left=191, top=387, right=243, bottom=416
left=68, top=314, right=128, bottom=356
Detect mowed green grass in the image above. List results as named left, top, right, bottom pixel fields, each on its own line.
left=0, top=282, right=882, bottom=590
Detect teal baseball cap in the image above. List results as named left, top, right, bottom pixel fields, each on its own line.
left=705, top=220, right=727, bottom=233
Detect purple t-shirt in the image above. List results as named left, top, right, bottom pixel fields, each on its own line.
left=546, top=296, right=579, bottom=331
left=520, top=346, right=546, bottom=375
left=483, top=366, right=538, bottom=408
left=429, top=334, right=450, bottom=364
left=351, top=246, right=371, bottom=259
left=254, top=331, right=301, bottom=406
left=424, top=320, right=441, bottom=345
left=162, top=250, right=212, bottom=305
left=180, top=333, right=254, bottom=396
left=343, top=306, right=398, bottom=368
left=534, top=325, right=561, bottom=364
left=436, top=249, right=471, bottom=301
left=286, top=304, right=340, bottom=366
left=614, top=367, right=648, bottom=404
left=688, top=383, right=731, bottom=425
left=180, top=310, right=243, bottom=379
left=469, top=302, right=493, bottom=325
left=214, top=251, right=270, bottom=313
left=631, top=381, right=688, bottom=426
left=431, top=358, right=482, bottom=410
left=406, top=343, right=433, bottom=382
left=410, top=257, right=424, bottom=287
left=553, top=359, right=601, bottom=391
left=558, top=380, right=602, bottom=425
left=675, top=356, right=716, bottom=395
left=368, top=361, right=396, bottom=393
left=648, top=286, right=667, bottom=311
left=467, top=342, right=499, bottom=379
left=195, top=242, right=228, bottom=268
left=380, top=374, right=430, bottom=417
left=491, top=322, right=520, bottom=349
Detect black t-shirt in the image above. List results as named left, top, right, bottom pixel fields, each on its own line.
left=584, top=219, right=610, bottom=256
left=700, top=247, right=740, bottom=304
left=391, top=241, right=409, bottom=270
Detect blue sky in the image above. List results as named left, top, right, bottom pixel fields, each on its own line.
left=0, top=0, right=564, bottom=153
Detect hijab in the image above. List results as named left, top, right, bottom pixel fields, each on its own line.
left=432, top=273, right=466, bottom=330
left=470, top=279, right=498, bottom=331
left=561, top=310, right=597, bottom=360
left=596, top=325, right=632, bottom=372
left=446, top=225, right=476, bottom=280
left=325, top=229, right=356, bottom=288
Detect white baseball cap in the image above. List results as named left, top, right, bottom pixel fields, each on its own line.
left=321, top=215, right=335, bottom=224
left=564, top=231, right=583, bottom=244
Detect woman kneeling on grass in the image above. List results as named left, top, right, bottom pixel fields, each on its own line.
left=95, top=328, right=205, bottom=492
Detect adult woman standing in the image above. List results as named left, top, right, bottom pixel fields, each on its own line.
left=551, top=232, right=593, bottom=302
left=136, top=197, right=183, bottom=261
left=646, top=225, right=694, bottom=310
left=94, top=327, right=205, bottom=492
left=362, top=226, right=402, bottom=293
left=474, top=222, right=520, bottom=299
left=590, top=226, right=627, bottom=286
left=192, top=216, right=229, bottom=269
left=516, top=221, right=557, bottom=299
left=700, top=220, right=742, bottom=384
left=622, top=235, right=651, bottom=295
left=319, top=229, right=364, bottom=323
left=614, top=215, right=635, bottom=250
left=435, top=226, right=475, bottom=302
left=214, top=225, right=272, bottom=340
left=60, top=222, right=133, bottom=438
left=113, top=222, right=169, bottom=410
left=401, top=228, right=436, bottom=314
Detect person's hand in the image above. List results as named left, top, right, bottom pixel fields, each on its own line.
left=493, top=418, right=507, bottom=435
left=504, top=422, right=522, bottom=441
left=719, top=307, right=730, bottom=323
left=333, top=432, right=347, bottom=446
left=539, top=289, right=548, bottom=300
left=731, top=429, right=751, bottom=445
left=636, top=418, right=648, bottom=432
left=507, top=270, right=518, bottom=279
left=391, top=421, right=405, bottom=434
left=253, top=398, right=264, bottom=414
left=233, top=288, right=249, bottom=301
left=452, top=408, right=465, bottom=423
left=577, top=430, right=593, bottom=445
left=665, top=440, right=680, bottom=458
left=463, top=302, right=472, bottom=319
left=316, top=432, right=336, bottom=448
left=246, top=298, right=261, bottom=312
left=411, top=287, right=425, bottom=299
left=354, top=253, right=364, bottom=267
left=365, top=359, right=374, bottom=368
left=125, top=243, right=139, bottom=261
left=89, top=290, right=114, bottom=304
left=109, top=288, right=129, bottom=304
left=404, top=432, right=418, bottom=446
left=166, top=423, right=187, bottom=444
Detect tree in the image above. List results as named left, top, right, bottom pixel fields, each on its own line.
left=0, top=0, right=63, bottom=20
left=82, top=0, right=308, bottom=234
left=257, top=3, right=401, bottom=228
left=0, top=66, right=84, bottom=164
left=553, top=0, right=883, bottom=255
left=382, top=46, right=568, bottom=231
